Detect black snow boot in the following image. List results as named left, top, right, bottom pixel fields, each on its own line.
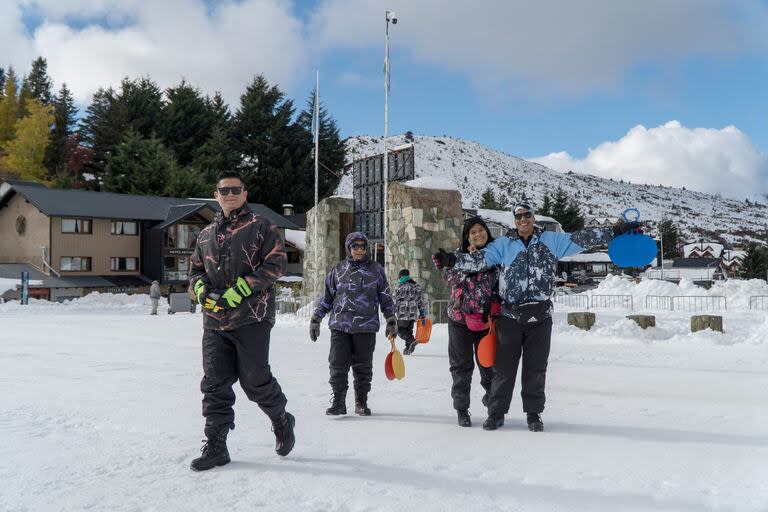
left=457, top=409, right=472, bottom=427
left=326, top=391, right=347, bottom=415
left=527, top=413, right=544, bottom=432
left=403, top=341, right=416, bottom=355
left=272, top=412, right=295, bottom=457
left=190, top=428, right=231, bottom=471
left=482, top=414, right=505, bottom=431
left=354, top=392, right=371, bottom=416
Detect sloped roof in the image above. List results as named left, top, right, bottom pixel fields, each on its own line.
left=671, top=257, right=721, bottom=268
left=0, top=180, right=298, bottom=229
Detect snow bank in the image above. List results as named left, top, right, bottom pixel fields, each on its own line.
left=0, top=277, right=44, bottom=296
left=583, top=274, right=768, bottom=310
left=0, top=291, right=165, bottom=314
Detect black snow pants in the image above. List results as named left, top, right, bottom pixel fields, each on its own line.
left=200, top=321, right=287, bottom=437
left=396, top=319, right=415, bottom=349
left=447, top=318, right=494, bottom=411
left=329, top=329, right=376, bottom=397
left=487, top=315, right=552, bottom=416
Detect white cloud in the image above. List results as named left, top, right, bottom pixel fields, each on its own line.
left=530, top=121, right=768, bottom=200
left=309, top=0, right=766, bottom=95
left=3, top=0, right=307, bottom=105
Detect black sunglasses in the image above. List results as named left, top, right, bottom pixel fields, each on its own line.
left=217, top=186, right=243, bottom=196
left=514, top=212, right=533, bottom=220
left=349, top=243, right=367, bottom=250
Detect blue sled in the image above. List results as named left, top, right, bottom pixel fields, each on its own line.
left=608, top=233, right=657, bottom=268
left=607, top=208, right=658, bottom=268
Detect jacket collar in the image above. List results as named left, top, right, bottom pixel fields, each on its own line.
left=508, top=226, right=542, bottom=243
left=215, top=204, right=251, bottom=225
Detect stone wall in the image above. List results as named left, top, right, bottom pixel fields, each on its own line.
left=303, top=197, right=353, bottom=298
left=386, top=182, right=463, bottom=307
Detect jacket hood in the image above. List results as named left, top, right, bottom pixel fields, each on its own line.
left=344, top=231, right=370, bottom=260
left=461, top=217, right=495, bottom=253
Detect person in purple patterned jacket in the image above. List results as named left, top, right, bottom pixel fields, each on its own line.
left=433, top=216, right=500, bottom=428
left=310, top=232, right=397, bottom=417
left=187, top=170, right=294, bottom=471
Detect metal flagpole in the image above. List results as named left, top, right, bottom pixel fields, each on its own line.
left=313, top=71, right=320, bottom=299
left=383, top=12, right=392, bottom=276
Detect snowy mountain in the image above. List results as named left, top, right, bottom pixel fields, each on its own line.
left=338, top=135, right=768, bottom=245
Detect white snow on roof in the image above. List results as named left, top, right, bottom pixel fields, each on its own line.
left=560, top=252, right=613, bottom=263
left=285, top=229, right=305, bottom=253
left=683, top=242, right=724, bottom=257
left=403, top=177, right=458, bottom=191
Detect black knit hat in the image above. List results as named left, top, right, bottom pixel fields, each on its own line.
left=461, top=216, right=495, bottom=253
left=398, top=268, right=410, bottom=278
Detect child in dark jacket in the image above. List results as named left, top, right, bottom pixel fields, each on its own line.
left=393, top=268, right=427, bottom=355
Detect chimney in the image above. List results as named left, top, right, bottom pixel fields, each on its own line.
left=283, top=204, right=294, bottom=216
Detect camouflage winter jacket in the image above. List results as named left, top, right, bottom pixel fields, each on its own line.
left=313, top=232, right=395, bottom=333
left=394, top=278, right=426, bottom=322
left=189, top=205, right=287, bottom=331
left=453, top=226, right=613, bottom=321
left=441, top=264, right=500, bottom=327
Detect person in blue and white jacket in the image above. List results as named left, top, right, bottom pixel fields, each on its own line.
left=434, top=202, right=629, bottom=432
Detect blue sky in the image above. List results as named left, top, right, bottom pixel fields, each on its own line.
left=2, top=0, right=767, bottom=198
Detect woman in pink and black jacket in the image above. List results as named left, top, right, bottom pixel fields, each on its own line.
left=433, top=216, right=500, bottom=427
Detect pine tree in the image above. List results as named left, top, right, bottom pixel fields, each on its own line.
left=190, top=126, right=239, bottom=186
left=232, top=74, right=304, bottom=210
left=659, top=219, right=682, bottom=259
left=739, top=242, right=768, bottom=280
left=539, top=191, right=552, bottom=216
left=44, top=83, right=78, bottom=178
left=478, top=187, right=505, bottom=209
left=0, top=68, right=6, bottom=95
left=0, top=67, right=20, bottom=148
left=4, top=99, right=54, bottom=182
left=78, top=87, right=123, bottom=185
left=562, top=199, right=585, bottom=232
left=21, top=57, right=54, bottom=106
left=295, top=88, right=346, bottom=207
left=207, top=91, right=231, bottom=131
left=103, top=131, right=177, bottom=195
left=159, top=80, right=215, bottom=166
left=163, top=165, right=212, bottom=198
left=551, top=186, right=569, bottom=221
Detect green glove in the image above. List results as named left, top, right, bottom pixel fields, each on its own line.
left=221, top=287, right=243, bottom=308
left=220, top=277, right=253, bottom=308
left=234, top=277, right=252, bottom=297
left=194, top=279, right=223, bottom=312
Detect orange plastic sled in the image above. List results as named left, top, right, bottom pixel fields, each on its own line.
left=477, top=320, right=497, bottom=368
left=415, top=317, right=432, bottom=344
left=384, top=335, right=405, bottom=380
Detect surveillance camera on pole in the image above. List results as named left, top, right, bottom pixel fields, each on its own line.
left=386, top=11, right=397, bottom=24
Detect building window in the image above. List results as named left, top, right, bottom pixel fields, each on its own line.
left=111, top=221, right=138, bottom=235
left=163, top=256, right=190, bottom=281
left=287, top=250, right=301, bottom=264
left=110, top=257, right=138, bottom=271
left=61, top=218, right=92, bottom=234
left=61, top=257, right=91, bottom=271
left=164, top=224, right=202, bottom=249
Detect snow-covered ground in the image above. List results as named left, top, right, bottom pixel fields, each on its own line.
left=2, top=286, right=767, bottom=512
